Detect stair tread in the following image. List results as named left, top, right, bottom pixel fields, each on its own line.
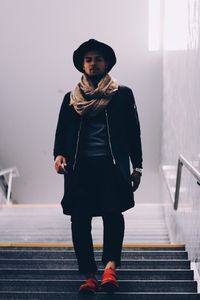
left=1, top=292, right=200, bottom=300
left=0, top=250, right=187, bottom=253
left=0, top=281, right=197, bottom=293
left=0, top=279, right=196, bottom=282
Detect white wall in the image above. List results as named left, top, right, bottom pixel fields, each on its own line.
left=162, top=0, right=200, bottom=168
left=0, top=0, right=162, bottom=203
left=161, top=0, right=200, bottom=272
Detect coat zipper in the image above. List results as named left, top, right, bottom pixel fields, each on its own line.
left=105, top=109, right=116, bottom=165
left=73, top=117, right=83, bottom=171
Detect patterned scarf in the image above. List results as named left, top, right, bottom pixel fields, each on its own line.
left=70, top=74, right=118, bottom=116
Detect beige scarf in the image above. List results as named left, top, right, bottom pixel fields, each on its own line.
left=70, top=74, right=118, bottom=116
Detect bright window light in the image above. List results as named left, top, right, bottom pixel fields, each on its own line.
left=148, top=0, right=161, bottom=51
left=164, top=0, right=188, bottom=50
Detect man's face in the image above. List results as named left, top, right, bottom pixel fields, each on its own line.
left=83, top=51, right=108, bottom=77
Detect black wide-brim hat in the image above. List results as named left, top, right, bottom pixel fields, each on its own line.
left=73, top=39, right=116, bottom=73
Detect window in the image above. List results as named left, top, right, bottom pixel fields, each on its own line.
left=163, top=0, right=188, bottom=50
left=148, top=0, right=199, bottom=51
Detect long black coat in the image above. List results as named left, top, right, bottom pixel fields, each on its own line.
left=53, top=85, right=143, bottom=215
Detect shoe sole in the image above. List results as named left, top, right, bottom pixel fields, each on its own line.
left=100, top=281, right=119, bottom=293
left=78, top=287, right=96, bottom=295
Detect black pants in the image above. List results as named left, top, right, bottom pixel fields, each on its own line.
left=71, top=212, right=125, bottom=274
left=70, top=156, right=122, bottom=216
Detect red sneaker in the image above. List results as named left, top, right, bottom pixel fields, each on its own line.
left=100, top=267, right=119, bottom=293
left=78, top=277, right=99, bottom=295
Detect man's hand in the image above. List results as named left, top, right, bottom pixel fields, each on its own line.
left=54, top=155, right=67, bottom=174
left=130, top=170, right=142, bottom=192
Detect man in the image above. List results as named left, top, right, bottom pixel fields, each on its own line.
left=54, top=39, right=143, bottom=294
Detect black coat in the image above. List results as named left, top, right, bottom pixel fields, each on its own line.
left=53, top=85, right=143, bottom=215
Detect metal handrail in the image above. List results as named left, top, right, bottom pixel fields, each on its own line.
left=174, top=154, right=200, bottom=210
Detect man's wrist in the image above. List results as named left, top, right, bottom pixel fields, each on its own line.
left=133, top=168, right=143, bottom=176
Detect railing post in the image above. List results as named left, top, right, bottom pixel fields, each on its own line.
left=174, top=159, right=183, bottom=210
left=6, top=171, right=13, bottom=205
left=0, top=167, right=19, bottom=205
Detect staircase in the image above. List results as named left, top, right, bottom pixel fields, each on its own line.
left=0, top=244, right=200, bottom=299
left=0, top=204, right=169, bottom=244
left=0, top=204, right=200, bottom=299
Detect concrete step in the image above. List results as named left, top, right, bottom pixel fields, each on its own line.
left=0, top=239, right=171, bottom=244
left=0, top=292, right=200, bottom=300
left=0, top=279, right=197, bottom=292
left=0, top=269, right=194, bottom=280
left=0, top=259, right=191, bottom=269
left=1, top=229, right=167, bottom=235
left=0, top=245, right=186, bottom=251
left=0, top=250, right=188, bottom=259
